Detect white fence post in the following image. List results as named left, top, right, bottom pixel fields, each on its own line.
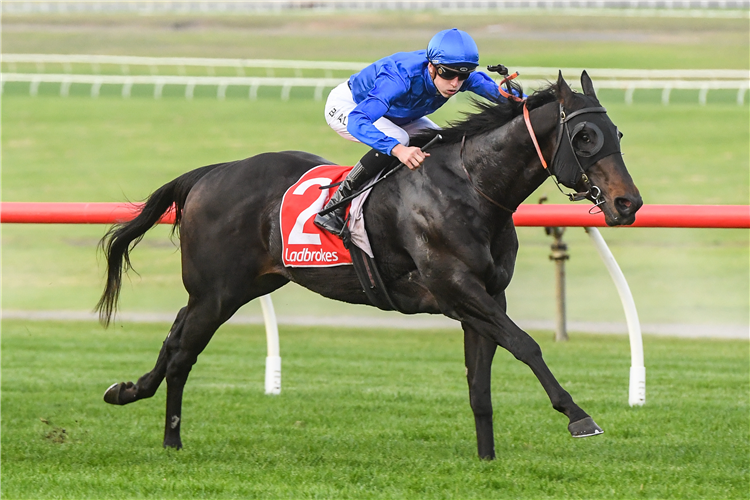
left=260, top=294, right=281, bottom=395
left=586, top=227, right=646, bottom=406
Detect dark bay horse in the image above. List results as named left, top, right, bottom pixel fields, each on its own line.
left=98, top=72, right=642, bottom=459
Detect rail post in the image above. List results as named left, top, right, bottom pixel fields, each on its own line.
left=260, top=294, right=281, bottom=395
left=586, top=227, right=646, bottom=406
left=548, top=226, right=570, bottom=342
left=541, top=197, right=570, bottom=342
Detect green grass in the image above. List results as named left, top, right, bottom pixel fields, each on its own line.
left=2, top=319, right=748, bottom=499
left=3, top=12, right=748, bottom=70
left=1, top=12, right=749, bottom=499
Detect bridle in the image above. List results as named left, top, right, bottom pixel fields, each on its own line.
left=497, top=71, right=622, bottom=213
left=523, top=102, right=607, bottom=212
left=458, top=93, right=611, bottom=215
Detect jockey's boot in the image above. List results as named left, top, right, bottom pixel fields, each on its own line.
left=314, top=148, right=392, bottom=236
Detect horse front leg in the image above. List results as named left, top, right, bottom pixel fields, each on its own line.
left=440, top=274, right=602, bottom=439
left=103, top=307, right=187, bottom=406
left=464, top=306, right=602, bottom=437
left=463, top=325, right=498, bottom=459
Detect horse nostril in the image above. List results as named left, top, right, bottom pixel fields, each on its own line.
left=615, top=197, right=634, bottom=215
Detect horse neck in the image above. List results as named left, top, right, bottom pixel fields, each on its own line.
left=462, top=100, right=560, bottom=211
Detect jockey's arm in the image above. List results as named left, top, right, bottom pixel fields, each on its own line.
left=348, top=99, right=427, bottom=170
left=346, top=73, right=427, bottom=169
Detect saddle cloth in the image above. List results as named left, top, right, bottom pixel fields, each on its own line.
left=280, top=164, right=375, bottom=268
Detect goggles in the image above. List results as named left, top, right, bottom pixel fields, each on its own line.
left=435, top=64, right=474, bottom=82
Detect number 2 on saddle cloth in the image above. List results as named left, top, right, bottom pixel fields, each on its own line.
left=279, top=164, right=354, bottom=268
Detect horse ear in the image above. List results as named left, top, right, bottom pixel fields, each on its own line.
left=581, top=70, right=597, bottom=98
left=556, top=71, right=574, bottom=104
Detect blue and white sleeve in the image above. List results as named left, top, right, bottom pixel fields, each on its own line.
left=346, top=73, right=407, bottom=155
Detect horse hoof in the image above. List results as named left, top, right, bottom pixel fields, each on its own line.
left=568, top=417, right=604, bottom=438
left=163, top=439, right=183, bottom=450
left=103, top=383, right=122, bottom=404
left=103, top=382, right=134, bottom=405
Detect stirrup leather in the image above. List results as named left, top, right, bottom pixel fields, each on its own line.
left=314, top=163, right=369, bottom=236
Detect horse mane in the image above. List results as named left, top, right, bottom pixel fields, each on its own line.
left=410, top=80, right=559, bottom=148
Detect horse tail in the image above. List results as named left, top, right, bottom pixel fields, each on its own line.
left=96, top=162, right=226, bottom=327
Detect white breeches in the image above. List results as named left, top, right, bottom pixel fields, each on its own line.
left=324, top=81, right=438, bottom=148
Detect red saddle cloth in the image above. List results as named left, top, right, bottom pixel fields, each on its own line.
left=280, top=164, right=354, bottom=267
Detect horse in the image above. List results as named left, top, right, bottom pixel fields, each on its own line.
left=98, top=72, right=642, bottom=459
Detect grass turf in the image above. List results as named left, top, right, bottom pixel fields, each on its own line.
left=1, top=319, right=748, bottom=499
left=3, top=12, right=748, bottom=70
left=1, top=12, right=749, bottom=497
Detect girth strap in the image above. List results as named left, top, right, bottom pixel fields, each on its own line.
left=342, top=228, right=401, bottom=313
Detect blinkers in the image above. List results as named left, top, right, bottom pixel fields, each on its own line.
left=550, top=104, right=622, bottom=189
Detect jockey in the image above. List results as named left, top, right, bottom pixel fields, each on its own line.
left=315, top=28, right=510, bottom=236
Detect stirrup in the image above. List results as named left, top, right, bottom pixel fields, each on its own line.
left=314, top=210, right=347, bottom=237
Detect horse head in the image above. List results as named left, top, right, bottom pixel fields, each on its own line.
left=553, top=72, right=643, bottom=226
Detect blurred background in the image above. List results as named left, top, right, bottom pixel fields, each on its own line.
left=2, top=0, right=748, bottom=338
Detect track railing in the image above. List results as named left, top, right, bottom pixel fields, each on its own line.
left=2, top=202, right=748, bottom=402
left=4, top=54, right=747, bottom=80
left=3, top=55, right=748, bottom=105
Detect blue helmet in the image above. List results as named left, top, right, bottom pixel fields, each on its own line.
left=426, top=28, right=479, bottom=71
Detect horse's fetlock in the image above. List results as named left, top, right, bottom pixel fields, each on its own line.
left=550, top=391, right=574, bottom=414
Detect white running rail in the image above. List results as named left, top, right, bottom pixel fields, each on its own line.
left=260, top=295, right=281, bottom=395
left=3, top=55, right=747, bottom=104
left=1, top=73, right=346, bottom=101
left=3, top=72, right=748, bottom=104
left=4, top=54, right=747, bottom=80
left=3, top=0, right=750, bottom=14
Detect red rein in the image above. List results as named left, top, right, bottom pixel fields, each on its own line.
left=497, top=72, right=549, bottom=171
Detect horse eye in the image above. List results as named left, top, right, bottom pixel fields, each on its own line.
left=617, top=130, right=623, bottom=141
left=581, top=133, right=590, bottom=143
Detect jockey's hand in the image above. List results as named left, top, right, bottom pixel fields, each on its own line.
left=392, top=144, right=429, bottom=171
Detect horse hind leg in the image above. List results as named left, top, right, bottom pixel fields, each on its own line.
left=160, top=294, right=247, bottom=449
left=103, top=307, right=188, bottom=406
left=159, top=275, right=290, bottom=449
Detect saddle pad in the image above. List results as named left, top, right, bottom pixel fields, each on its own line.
left=280, top=165, right=354, bottom=267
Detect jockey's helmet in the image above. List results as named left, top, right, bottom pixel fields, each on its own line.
left=426, top=28, right=479, bottom=73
